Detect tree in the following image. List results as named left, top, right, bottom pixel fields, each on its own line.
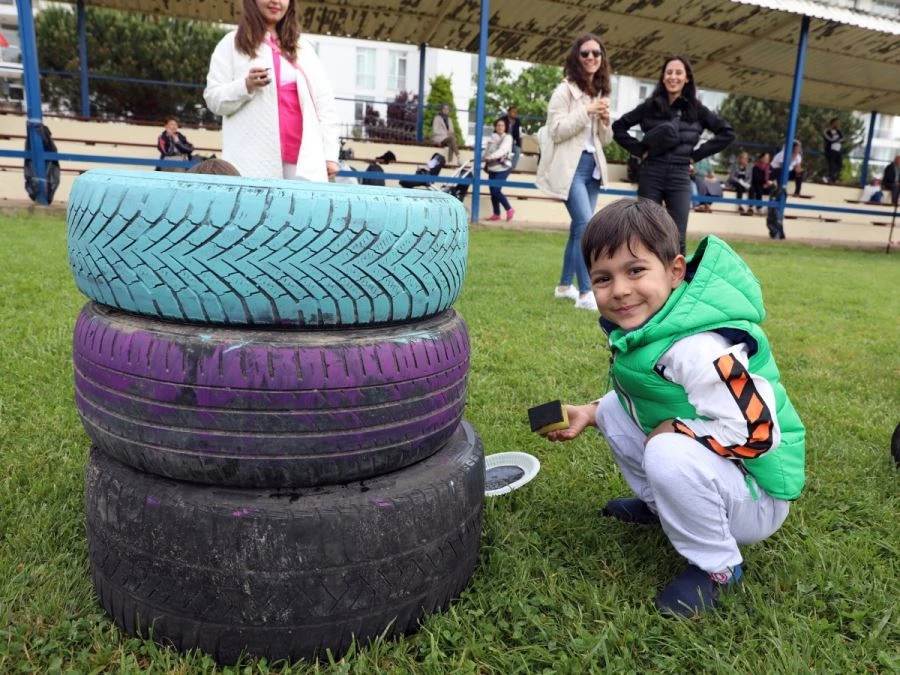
left=425, top=75, right=464, bottom=148
left=362, top=92, right=419, bottom=141
left=35, top=6, right=227, bottom=124
left=716, top=94, right=866, bottom=181
left=469, top=61, right=562, bottom=134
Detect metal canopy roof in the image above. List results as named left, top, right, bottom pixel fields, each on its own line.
left=60, top=0, right=900, bottom=114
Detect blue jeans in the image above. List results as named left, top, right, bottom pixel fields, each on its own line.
left=488, top=169, right=512, bottom=214
left=561, top=152, right=599, bottom=293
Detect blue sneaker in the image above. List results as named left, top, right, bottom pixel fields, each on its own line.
left=655, top=563, right=743, bottom=616
left=601, top=497, right=660, bottom=524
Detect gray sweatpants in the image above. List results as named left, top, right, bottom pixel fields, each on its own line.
left=595, top=391, right=790, bottom=573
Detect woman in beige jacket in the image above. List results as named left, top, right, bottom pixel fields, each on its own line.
left=536, top=33, right=613, bottom=311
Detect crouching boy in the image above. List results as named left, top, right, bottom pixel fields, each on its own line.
left=546, top=198, right=805, bottom=616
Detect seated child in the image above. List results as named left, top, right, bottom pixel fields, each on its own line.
left=860, top=178, right=883, bottom=204
left=544, top=197, right=805, bottom=616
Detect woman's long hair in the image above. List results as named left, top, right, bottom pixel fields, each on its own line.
left=563, top=33, right=611, bottom=98
left=649, top=54, right=699, bottom=121
left=235, top=0, right=301, bottom=62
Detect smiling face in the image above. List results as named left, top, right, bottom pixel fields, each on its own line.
left=494, top=119, right=506, bottom=134
left=662, top=58, right=689, bottom=101
left=578, top=40, right=603, bottom=77
left=589, top=238, right=686, bottom=330
left=256, top=0, right=288, bottom=30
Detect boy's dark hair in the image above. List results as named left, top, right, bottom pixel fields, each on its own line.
left=164, top=115, right=179, bottom=124
left=582, top=198, right=681, bottom=267
left=187, top=158, right=240, bottom=176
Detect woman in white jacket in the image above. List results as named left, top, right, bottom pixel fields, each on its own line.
left=536, top=33, right=613, bottom=311
left=483, top=118, right=515, bottom=221
left=204, top=0, right=340, bottom=181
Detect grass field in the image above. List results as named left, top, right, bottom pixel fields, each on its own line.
left=0, top=211, right=898, bottom=673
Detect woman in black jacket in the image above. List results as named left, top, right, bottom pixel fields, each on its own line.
left=613, top=55, right=735, bottom=253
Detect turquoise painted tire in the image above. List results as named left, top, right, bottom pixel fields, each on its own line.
left=67, top=169, right=468, bottom=327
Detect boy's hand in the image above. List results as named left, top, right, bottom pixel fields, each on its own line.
left=545, top=402, right=598, bottom=442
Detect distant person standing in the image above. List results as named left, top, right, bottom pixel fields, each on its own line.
left=822, top=118, right=844, bottom=184
left=613, top=55, right=735, bottom=254
left=500, top=105, right=522, bottom=170
left=535, top=32, right=614, bottom=311
left=483, top=117, right=515, bottom=221
left=432, top=103, right=460, bottom=166
left=203, top=0, right=340, bottom=181
left=157, top=116, right=195, bottom=170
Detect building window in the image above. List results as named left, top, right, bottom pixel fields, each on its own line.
left=388, top=51, right=407, bottom=92
left=638, top=83, right=651, bottom=101
left=354, top=98, right=375, bottom=122
left=356, top=48, right=375, bottom=90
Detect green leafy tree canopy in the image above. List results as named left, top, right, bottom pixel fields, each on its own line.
left=469, top=60, right=562, bottom=134
left=35, top=6, right=227, bottom=124
left=425, top=75, right=465, bottom=147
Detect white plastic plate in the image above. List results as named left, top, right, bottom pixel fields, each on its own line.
left=484, top=451, right=540, bottom=497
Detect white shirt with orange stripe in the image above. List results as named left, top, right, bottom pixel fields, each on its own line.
left=657, top=331, right=782, bottom=453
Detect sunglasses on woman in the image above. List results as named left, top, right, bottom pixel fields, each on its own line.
left=579, top=49, right=602, bottom=59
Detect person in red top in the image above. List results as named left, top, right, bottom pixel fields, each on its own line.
left=204, top=0, right=340, bottom=181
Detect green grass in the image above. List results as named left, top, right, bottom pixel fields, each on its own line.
left=1, top=212, right=898, bottom=673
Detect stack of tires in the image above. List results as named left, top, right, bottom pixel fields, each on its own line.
left=66, top=170, right=484, bottom=665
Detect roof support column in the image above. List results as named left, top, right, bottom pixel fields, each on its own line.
left=416, top=43, right=426, bottom=142
left=77, top=0, right=90, bottom=118
left=17, top=0, right=47, bottom=205
left=859, top=110, right=877, bottom=187
left=776, top=14, right=809, bottom=223
left=470, top=0, right=490, bottom=223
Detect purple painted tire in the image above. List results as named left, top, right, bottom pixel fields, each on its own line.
left=73, top=302, right=469, bottom=487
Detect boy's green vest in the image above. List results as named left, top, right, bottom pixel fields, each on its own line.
left=606, top=236, right=805, bottom=500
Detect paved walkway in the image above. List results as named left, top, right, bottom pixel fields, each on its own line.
left=475, top=203, right=899, bottom=250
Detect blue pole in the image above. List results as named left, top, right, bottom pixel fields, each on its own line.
left=77, top=0, right=90, bottom=118
left=17, top=0, right=47, bottom=205
left=471, top=0, right=490, bottom=223
left=860, top=110, right=877, bottom=187
left=416, top=43, right=426, bottom=142
left=777, top=15, right=810, bottom=221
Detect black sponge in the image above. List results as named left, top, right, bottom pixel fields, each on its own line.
left=528, top=400, right=569, bottom=435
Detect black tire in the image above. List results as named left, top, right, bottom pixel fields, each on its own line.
left=67, top=169, right=468, bottom=327
left=74, top=302, right=469, bottom=487
left=85, top=421, right=484, bottom=665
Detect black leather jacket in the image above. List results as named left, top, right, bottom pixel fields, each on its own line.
left=613, top=96, right=734, bottom=165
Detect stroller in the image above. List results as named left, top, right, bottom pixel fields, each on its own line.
left=399, top=152, right=446, bottom=189
left=437, top=158, right=474, bottom=202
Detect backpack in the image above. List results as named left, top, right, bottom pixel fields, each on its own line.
left=24, top=123, right=61, bottom=204
left=361, top=162, right=385, bottom=187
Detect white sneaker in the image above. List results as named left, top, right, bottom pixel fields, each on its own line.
left=575, top=293, right=598, bottom=311
left=554, top=286, right=579, bottom=301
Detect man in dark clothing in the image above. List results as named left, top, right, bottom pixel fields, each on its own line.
left=822, top=118, right=844, bottom=184
left=499, top=106, right=522, bottom=170
left=883, top=155, right=900, bottom=206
